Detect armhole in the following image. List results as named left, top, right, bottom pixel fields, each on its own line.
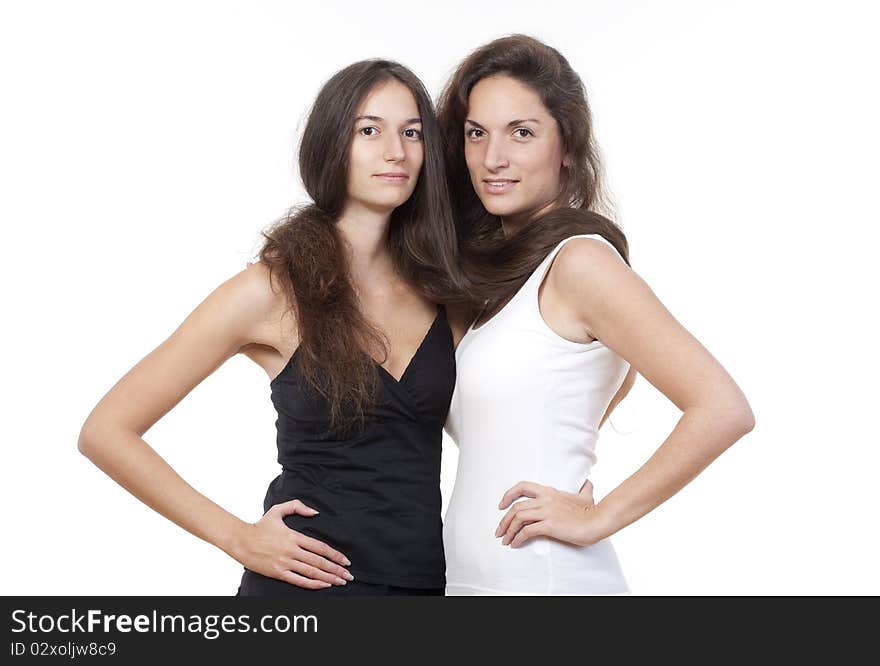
left=243, top=262, right=300, bottom=377
left=534, top=234, right=623, bottom=348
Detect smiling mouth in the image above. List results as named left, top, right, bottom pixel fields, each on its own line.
left=483, top=179, right=519, bottom=193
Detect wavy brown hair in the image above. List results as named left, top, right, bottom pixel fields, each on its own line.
left=258, top=60, right=466, bottom=434
left=437, top=34, right=630, bottom=317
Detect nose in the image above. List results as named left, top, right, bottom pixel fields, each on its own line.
left=384, top=133, right=405, bottom=163
left=483, top=135, right=509, bottom=171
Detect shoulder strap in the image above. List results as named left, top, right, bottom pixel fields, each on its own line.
left=528, top=233, right=624, bottom=295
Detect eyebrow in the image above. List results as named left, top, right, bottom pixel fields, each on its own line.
left=355, top=115, right=422, bottom=124
left=465, top=118, right=541, bottom=129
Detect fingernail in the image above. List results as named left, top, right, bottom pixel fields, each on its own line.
left=343, top=572, right=354, bottom=581
left=321, top=582, right=332, bottom=588
left=336, top=578, right=346, bottom=586
left=342, top=558, right=351, bottom=566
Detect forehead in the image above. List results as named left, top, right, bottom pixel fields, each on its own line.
left=467, top=75, right=551, bottom=122
left=356, top=79, right=420, bottom=119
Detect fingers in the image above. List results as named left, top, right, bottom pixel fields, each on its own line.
left=296, top=533, right=352, bottom=567
left=509, top=522, right=545, bottom=548
left=501, top=509, right=543, bottom=546
left=498, top=481, right=543, bottom=509
left=495, top=499, right=539, bottom=538
left=578, top=479, right=596, bottom=506
left=273, top=498, right=319, bottom=517
left=295, top=548, right=354, bottom=582
left=294, top=499, right=320, bottom=514
left=265, top=498, right=353, bottom=570
left=285, top=557, right=349, bottom=587
left=276, top=570, right=333, bottom=590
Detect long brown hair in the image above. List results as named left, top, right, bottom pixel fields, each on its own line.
left=259, top=60, right=465, bottom=434
left=437, top=34, right=630, bottom=314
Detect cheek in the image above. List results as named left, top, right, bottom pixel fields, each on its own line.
left=464, top=144, right=481, bottom=178
left=525, top=145, right=563, bottom=193
left=348, top=165, right=377, bottom=203
left=347, top=144, right=369, bottom=182
left=409, top=143, right=425, bottom=171
left=406, top=145, right=424, bottom=191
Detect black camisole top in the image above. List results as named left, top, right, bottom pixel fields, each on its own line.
left=259, top=305, right=454, bottom=588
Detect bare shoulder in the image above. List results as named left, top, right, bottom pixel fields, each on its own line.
left=79, top=261, right=294, bottom=438
left=548, top=237, right=631, bottom=297
left=223, top=260, right=295, bottom=348
left=180, top=260, right=294, bottom=356
left=554, top=237, right=628, bottom=274
left=227, top=260, right=286, bottom=311
left=542, top=236, right=639, bottom=337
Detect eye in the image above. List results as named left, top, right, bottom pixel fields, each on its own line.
left=358, top=126, right=379, bottom=137
left=403, top=127, right=422, bottom=140
left=466, top=127, right=484, bottom=139
left=513, top=127, right=534, bottom=138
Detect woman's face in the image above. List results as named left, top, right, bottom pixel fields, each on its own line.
left=345, top=79, right=424, bottom=214
left=464, top=74, right=569, bottom=226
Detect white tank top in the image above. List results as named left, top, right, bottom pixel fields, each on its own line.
left=444, top=234, right=632, bottom=595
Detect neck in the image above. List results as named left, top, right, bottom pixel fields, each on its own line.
left=500, top=215, right=528, bottom=238
left=336, top=201, right=396, bottom=281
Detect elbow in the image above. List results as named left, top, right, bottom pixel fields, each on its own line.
left=77, top=423, right=95, bottom=458
left=741, top=403, right=756, bottom=434
left=79, top=417, right=136, bottom=461
left=725, top=397, right=755, bottom=438
left=694, top=393, right=755, bottom=442
left=735, top=384, right=756, bottom=434
left=77, top=419, right=106, bottom=459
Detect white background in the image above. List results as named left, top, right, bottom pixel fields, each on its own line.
left=2, top=0, right=877, bottom=595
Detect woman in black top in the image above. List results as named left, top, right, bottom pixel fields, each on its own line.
left=77, top=60, right=467, bottom=596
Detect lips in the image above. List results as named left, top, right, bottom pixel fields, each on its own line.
left=373, top=172, right=409, bottom=182
left=483, top=178, right=519, bottom=194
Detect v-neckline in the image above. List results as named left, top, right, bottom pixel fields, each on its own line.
left=469, top=279, right=527, bottom=334
left=468, top=240, right=561, bottom=334
left=269, top=307, right=444, bottom=389
left=377, top=307, right=443, bottom=385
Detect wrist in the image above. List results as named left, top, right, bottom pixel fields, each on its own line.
left=219, top=519, right=253, bottom=561
left=579, top=503, right=616, bottom=546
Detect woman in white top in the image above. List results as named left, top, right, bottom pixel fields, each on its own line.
left=436, top=35, right=755, bottom=595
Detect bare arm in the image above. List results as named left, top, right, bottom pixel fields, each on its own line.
left=559, top=239, right=754, bottom=538
left=497, top=238, right=754, bottom=547
left=78, top=262, right=352, bottom=588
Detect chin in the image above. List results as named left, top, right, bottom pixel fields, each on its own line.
left=479, top=197, right=524, bottom=218
left=368, top=195, right=411, bottom=211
